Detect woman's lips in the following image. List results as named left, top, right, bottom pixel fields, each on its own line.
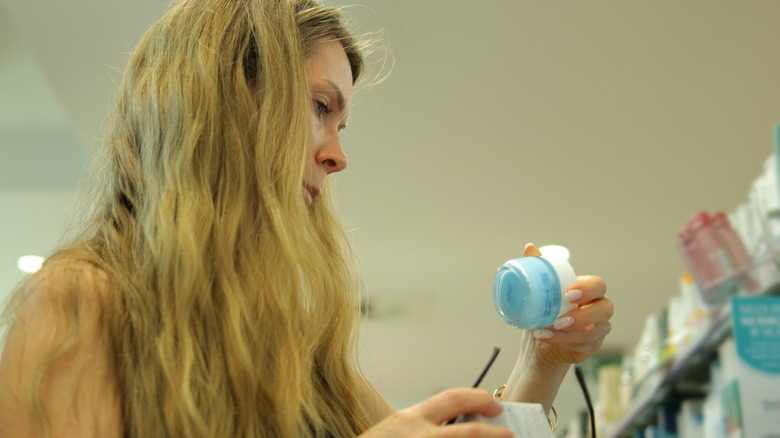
left=304, top=184, right=320, bottom=205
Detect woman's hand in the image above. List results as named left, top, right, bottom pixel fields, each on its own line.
left=524, top=243, right=614, bottom=367
left=359, top=388, right=513, bottom=438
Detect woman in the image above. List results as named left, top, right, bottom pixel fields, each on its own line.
left=0, top=0, right=613, bottom=436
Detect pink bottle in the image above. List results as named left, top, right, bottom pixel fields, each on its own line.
left=711, top=212, right=752, bottom=272
left=687, top=212, right=731, bottom=289
left=679, top=225, right=710, bottom=287
left=711, top=212, right=759, bottom=291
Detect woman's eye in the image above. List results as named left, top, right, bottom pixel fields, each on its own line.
left=314, top=99, right=332, bottom=116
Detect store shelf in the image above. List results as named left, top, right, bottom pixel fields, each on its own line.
left=605, top=281, right=780, bottom=438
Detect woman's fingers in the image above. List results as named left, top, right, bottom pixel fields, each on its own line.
left=565, top=275, right=607, bottom=304
left=537, top=296, right=613, bottom=337
left=554, top=320, right=612, bottom=344
left=411, top=388, right=504, bottom=425
left=536, top=316, right=612, bottom=343
left=564, top=298, right=614, bottom=330
left=534, top=321, right=612, bottom=364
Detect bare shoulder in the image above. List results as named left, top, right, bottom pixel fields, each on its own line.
left=6, top=256, right=115, bottom=343
left=0, top=256, right=122, bottom=437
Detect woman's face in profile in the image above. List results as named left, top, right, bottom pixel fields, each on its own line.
left=302, top=39, right=353, bottom=206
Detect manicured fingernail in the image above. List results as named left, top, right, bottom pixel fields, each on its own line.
left=533, top=329, right=554, bottom=339
left=553, top=316, right=574, bottom=330
left=565, top=289, right=582, bottom=302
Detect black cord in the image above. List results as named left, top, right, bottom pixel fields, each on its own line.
left=471, top=346, right=501, bottom=388
left=575, top=365, right=597, bottom=438
left=445, top=346, right=501, bottom=425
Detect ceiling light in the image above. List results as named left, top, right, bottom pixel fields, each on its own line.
left=17, top=255, right=45, bottom=273
left=539, top=245, right=570, bottom=261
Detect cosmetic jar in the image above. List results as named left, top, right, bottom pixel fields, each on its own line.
left=493, top=256, right=577, bottom=329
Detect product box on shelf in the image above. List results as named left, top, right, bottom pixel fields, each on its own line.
left=727, top=295, right=780, bottom=437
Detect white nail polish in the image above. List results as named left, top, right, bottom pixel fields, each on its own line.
left=533, top=329, right=553, bottom=339
left=553, top=316, right=574, bottom=330
left=565, top=289, right=583, bottom=302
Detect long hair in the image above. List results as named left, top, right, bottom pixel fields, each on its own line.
left=2, top=0, right=373, bottom=436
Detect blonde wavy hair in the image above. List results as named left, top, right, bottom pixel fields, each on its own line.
left=2, top=0, right=374, bottom=436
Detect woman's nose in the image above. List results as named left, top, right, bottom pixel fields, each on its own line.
left=316, top=133, right=348, bottom=174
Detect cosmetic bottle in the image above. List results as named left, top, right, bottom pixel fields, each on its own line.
left=493, top=255, right=577, bottom=329
left=687, top=212, right=732, bottom=288
left=711, top=211, right=760, bottom=292
left=679, top=226, right=711, bottom=288
left=711, top=212, right=752, bottom=272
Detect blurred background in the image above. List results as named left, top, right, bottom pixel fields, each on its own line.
left=2, top=0, right=779, bottom=434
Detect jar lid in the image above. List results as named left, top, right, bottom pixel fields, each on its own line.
left=493, top=256, right=562, bottom=329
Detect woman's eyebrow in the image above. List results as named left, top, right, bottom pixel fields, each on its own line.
left=323, top=79, right=346, bottom=112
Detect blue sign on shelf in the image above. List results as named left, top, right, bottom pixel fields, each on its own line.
left=731, top=296, right=780, bottom=374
